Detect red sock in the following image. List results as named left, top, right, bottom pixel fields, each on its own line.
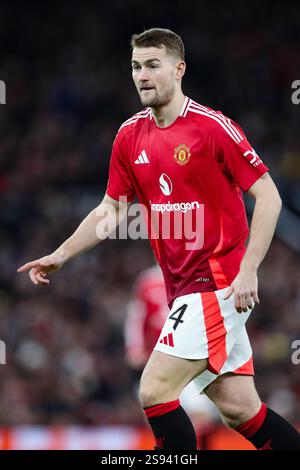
left=236, top=402, right=300, bottom=450
left=236, top=403, right=268, bottom=442
left=144, top=399, right=180, bottom=419
left=144, top=399, right=197, bottom=450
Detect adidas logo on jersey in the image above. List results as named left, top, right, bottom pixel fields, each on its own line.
left=159, top=332, right=174, bottom=347
left=134, top=150, right=149, bottom=164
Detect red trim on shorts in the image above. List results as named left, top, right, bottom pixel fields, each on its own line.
left=236, top=402, right=267, bottom=438
left=201, top=292, right=227, bottom=374
left=144, top=399, right=180, bottom=419
left=233, top=356, right=254, bottom=375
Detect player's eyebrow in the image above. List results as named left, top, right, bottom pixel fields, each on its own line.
left=131, top=58, right=161, bottom=66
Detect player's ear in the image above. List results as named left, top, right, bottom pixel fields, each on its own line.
left=175, top=61, right=186, bottom=80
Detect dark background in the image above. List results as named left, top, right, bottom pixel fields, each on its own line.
left=0, top=1, right=300, bottom=428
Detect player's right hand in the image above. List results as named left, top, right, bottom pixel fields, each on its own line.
left=17, top=253, right=64, bottom=286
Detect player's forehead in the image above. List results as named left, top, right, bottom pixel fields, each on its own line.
left=131, top=46, right=169, bottom=64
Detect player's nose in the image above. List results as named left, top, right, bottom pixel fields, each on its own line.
left=138, top=67, right=150, bottom=81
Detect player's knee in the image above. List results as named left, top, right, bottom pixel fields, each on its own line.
left=139, top=379, right=161, bottom=408
left=139, top=372, right=172, bottom=408
left=219, top=400, right=261, bottom=428
left=220, top=409, right=248, bottom=429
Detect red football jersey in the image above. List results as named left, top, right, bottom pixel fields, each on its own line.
left=106, top=97, right=269, bottom=308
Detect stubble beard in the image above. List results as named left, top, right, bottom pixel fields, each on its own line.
left=139, top=84, right=175, bottom=109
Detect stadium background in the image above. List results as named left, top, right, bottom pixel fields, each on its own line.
left=0, top=1, right=299, bottom=449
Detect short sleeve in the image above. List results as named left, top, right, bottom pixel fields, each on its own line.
left=212, top=116, right=269, bottom=191
left=106, top=131, right=136, bottom=202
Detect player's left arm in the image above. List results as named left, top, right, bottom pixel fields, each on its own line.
left=224, top=172, right=282, bottom=312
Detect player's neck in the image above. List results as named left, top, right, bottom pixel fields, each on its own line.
left=151, top=92, right=186, bottom=128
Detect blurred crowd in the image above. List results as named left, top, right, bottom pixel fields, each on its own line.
left=0, top=2, right=299, bottom=427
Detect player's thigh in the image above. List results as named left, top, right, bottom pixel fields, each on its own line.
left=204, top=373, right=261, bottom=424
left=140, top=350, right=207, bottom=402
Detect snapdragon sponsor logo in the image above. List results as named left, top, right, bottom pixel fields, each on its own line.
left=0, top=80, right=6, bottom=104
left=95, top=198, right=204, bottom=250
left=150, top=200, right=200, bottom=213
left=159, top=173, right=173, bottom=196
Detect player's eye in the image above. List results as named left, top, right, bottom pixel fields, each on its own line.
left=132, top=65, right=141, bottom=71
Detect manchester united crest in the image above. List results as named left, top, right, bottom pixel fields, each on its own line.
left=174, top=144, right=191, bottom=165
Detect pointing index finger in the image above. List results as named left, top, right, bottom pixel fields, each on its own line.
left=17, top=260, right=40, bottom=273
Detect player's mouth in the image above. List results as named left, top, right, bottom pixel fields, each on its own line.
left=140, top=87, right=155, bottom=92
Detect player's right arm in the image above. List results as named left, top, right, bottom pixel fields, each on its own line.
left=18, top=121, right=135, bottom=285
left=17, top=193, right=129, bottom=285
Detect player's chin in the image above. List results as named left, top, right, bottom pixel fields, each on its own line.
left=140, top=96, right=154, bottom=107
left=139, top=92, right=157, bottom=107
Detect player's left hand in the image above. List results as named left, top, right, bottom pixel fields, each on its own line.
left=223, top=269, right=260, bottom=313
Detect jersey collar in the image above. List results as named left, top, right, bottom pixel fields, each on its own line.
left=149, top=96, right=190, bottom=120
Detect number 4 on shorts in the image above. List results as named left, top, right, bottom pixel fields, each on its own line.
left=169, top=304, right=188, bottom=330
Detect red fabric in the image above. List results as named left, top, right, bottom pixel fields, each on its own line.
left=201, top=291, right=227, bottom=374
left=233, top=356, right=254, bottom=375
left=208, top=218, right=229, bottom=289
left=236, top=403, right=268, bottom=438
left=144, top=399, right=180, bottom=419
left=106, top=97, right=269, bottom=309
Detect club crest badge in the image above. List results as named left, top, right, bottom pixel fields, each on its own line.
left=174, top=144, right=191, bottom=165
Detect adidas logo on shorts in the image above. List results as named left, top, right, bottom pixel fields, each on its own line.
left=159, top=332, right=174, bottom=347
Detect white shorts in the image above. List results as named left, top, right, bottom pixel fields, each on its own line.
left=154, top=287, right=254, bottom=394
